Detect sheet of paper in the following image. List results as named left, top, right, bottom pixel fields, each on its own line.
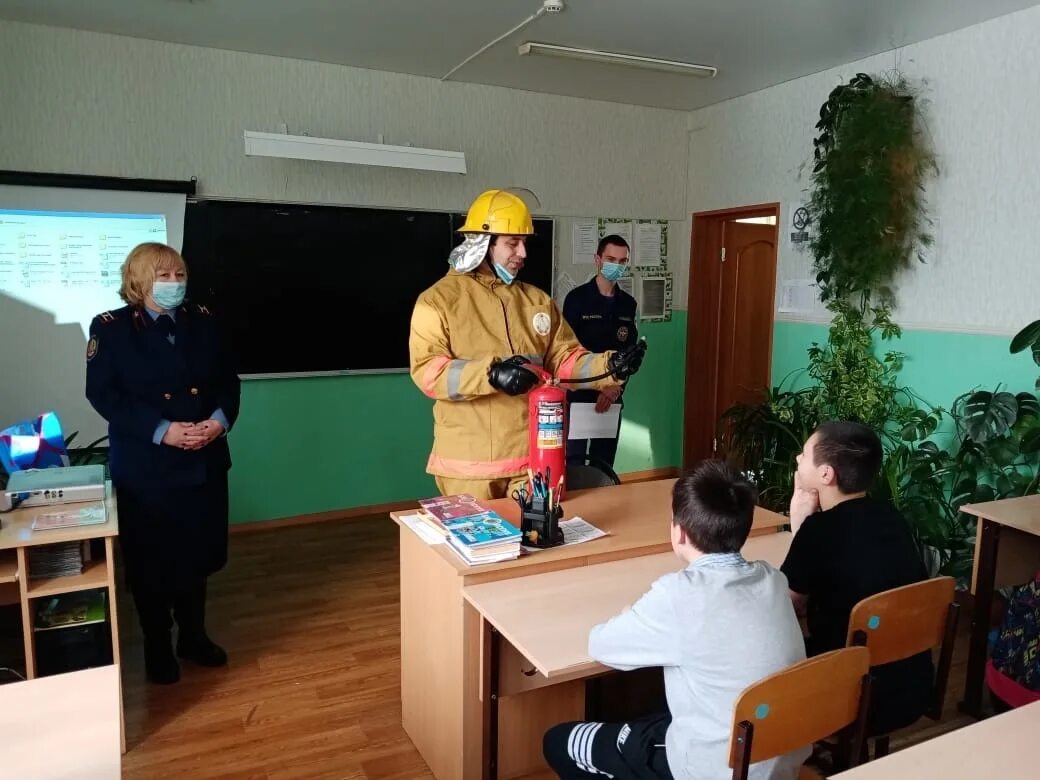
left=571, top=220, right=598, bottom=265
left=555, top=271, right=578, bottom=303
left=522, top=517, right=608, bottom=551
left=778, top=278, right=821, bottom=314
left=634, top=222, right=662, bottom=267
left=601, top=221, right=634, bottom=247
left=785, top=201, right=812, bottom=252
left=400, top=514, right=445, bottom=545
left=559, top=517, right=607, bottom=544
left=639, top=276, right=668, bottom=318
left=567, top=402, right=621, bottom=440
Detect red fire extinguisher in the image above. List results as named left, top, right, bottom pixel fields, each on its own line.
left=522, top=338, right=646, bottom=504
left=528, top=374, right=568, bottom=499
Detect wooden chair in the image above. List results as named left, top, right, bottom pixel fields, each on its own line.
left=846, top=576, right=960, bottom=759
left=729, top=646, right=872, bottom=780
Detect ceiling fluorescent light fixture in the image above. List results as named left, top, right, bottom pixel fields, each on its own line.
left=518, top=41, right=716, bottom=78
left=243, top=131, right=467, bottom=174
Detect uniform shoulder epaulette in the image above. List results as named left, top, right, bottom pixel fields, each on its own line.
left=193, top=303, right=212, bottom=315
left=97, top=310, right=118, bottom=324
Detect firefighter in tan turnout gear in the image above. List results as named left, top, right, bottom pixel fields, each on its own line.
left=409, top=189, right=646, bottom=500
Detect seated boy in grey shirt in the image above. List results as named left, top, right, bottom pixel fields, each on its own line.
left=543, top=461, right=810, bottom=780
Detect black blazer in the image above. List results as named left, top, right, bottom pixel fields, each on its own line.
left=562, top=278, right=638, bottom=404
left=85, top=303, right=241, bottom=486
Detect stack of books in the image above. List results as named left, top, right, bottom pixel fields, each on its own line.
left=28, top=541, right=88, bottom=579
left=418, top=495, right=522, bottom=565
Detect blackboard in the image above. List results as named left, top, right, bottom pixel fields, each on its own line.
left=181, top=199, right=554, bottom=376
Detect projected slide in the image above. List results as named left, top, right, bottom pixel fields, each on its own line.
left=0, top=209, right=166, bottom=291
left=0, top=209, right=167, bottom=335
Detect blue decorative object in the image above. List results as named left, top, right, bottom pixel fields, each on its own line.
left=868, top=615, right=881, bottom=630
left=754, top=703, right=770, bottom=719
left=0, top=412, right=69, bottom=474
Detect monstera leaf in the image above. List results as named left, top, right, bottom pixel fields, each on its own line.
left=1010, top=319, right=1040, bottom=356
left=986, top=436, right=1021, bottom=468
left=1017, top=392, right=1040, bottom=420
left=961, top=391, right=1019, bottom=443
left=1022, top=425, right=1040, bottom=455
left=1010, top=319, right=1040, bottom=376
left=899, top=408, right=939, bottom=442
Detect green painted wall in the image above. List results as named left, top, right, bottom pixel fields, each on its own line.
left=227, top=314, right=1036, bottom=524
left=614, top=312, right=687, bottom=476
left=772, top=320, right=1036, bottom=410
left=226, top=314, right=688, bottom=524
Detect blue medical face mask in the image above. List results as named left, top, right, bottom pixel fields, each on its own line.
left=151, top=281, right=186, bottom=310
left=492, top=262, right=516, bottom=285
left=601, top=262, right=628, bottom=282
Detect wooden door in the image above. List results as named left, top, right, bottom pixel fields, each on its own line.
left=684, top=209, right=778, bottom=466
left=715, top=221, right=777, bottom=424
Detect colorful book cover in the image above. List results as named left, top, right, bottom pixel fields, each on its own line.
left=447, top=538, right=520, bottom=565
left=444, top=510, right=521, bottom=548
left=418, top=494, right=487, bottom=524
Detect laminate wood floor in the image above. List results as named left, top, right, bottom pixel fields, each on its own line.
left=120, top=516, right=979, bottom=779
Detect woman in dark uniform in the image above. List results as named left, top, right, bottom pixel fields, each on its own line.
left=85, top=242, right=240, bottom=684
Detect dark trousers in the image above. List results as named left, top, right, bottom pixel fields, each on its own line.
left=131, top=578, right=210, bottom=648
left=115, top=473, right=229, bottom=591
left=115, top=474, right=228, bottom=650
left=544, top=713, right=673, bottom=779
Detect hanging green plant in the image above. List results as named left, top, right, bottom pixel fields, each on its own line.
left=805, top=299, right=909, bottom=431
left=809, top=73, right=938, bottom=305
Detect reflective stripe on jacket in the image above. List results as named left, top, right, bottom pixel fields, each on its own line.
left=409, top=269, right=614, bottom=479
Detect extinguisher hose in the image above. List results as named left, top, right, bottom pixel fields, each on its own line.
left=556, top=369, right=617, bottom=384
left=554, top=338, right=647, bottom=384
left=520, top=364, right=622, bottom=384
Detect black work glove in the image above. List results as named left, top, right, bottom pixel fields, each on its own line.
left=608, top=338, right=647, bottom=380
left=488, top=356, right=540, bottom=396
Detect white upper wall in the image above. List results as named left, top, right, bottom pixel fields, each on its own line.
left=0, top=21, right=687, bottom=222
left=0, top=20, right=689, bottom=438
left=685, top=4, right=1040, bottom=334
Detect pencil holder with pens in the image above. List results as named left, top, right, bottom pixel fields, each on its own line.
left=521, top=495, right=564, bottom=548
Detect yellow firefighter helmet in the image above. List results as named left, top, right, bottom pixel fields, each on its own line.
left=458, top=189, right=535, bottom=236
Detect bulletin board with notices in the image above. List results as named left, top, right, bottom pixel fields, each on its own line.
left=567, top=216, right=673, bottom=322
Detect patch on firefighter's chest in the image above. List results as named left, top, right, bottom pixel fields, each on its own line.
left=532, top=311, right=551, bottom=336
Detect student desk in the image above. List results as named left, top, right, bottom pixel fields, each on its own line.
left=391, top=479, right=788, bottom=779
left=832, top=699, right=1039, bottom=779
left=0, top=484, right=124, bottom=749
left=0, top=664, right=122, bottom=778
left=959, top=495, right=1040, bottom=717
left=464, top=531, right=794, bottom=778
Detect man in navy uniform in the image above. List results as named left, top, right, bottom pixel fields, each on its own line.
left=562, top=235, right=638, bottom=469
left=86, top=242, right=240, bottom=684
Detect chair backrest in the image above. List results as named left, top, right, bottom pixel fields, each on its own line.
left=729, top=646, right=871, bottom=780
left=565, top=455, right=621, bottom=491
left=846, top=575, right=960, bottom=721
left=845, top=576, right=956, bottom=665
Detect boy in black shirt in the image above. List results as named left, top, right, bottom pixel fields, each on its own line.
left=781, top=421, right=933, bottom=735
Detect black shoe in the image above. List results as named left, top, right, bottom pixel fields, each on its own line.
left=177, top=634, right=228, bottom=667
left=144, top=641, right=181, bottom=685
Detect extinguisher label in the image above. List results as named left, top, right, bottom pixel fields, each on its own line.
left=537, top=400, right=565, bottom=450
